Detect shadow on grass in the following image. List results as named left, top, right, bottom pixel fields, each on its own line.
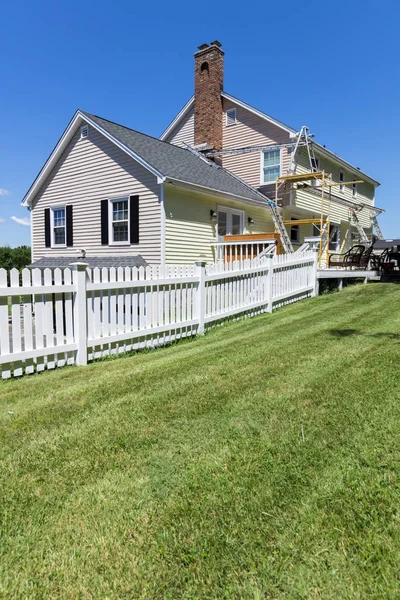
left=328, top=329, right=400, bottom=339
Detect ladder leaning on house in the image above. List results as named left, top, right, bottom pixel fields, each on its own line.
left=186, top=142, right=295, bottom=254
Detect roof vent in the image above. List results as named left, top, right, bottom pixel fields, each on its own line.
left=80, top=124, right=89, bottom=139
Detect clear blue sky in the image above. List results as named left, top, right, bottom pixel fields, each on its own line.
left=1, top=0, right=399, bottom=247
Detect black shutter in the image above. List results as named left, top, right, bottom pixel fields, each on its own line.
left=44, top=208, right=51, bottom=248
left=66, top=205, right=73, bottom=247
left=101, top=199, right=109, bottom=245
left=129, top=195, right=139, bottom=244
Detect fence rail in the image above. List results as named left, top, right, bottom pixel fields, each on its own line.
left=0, top=251, right=317, bottom=379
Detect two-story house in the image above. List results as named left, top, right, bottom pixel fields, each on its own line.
left=22, top=41, right=383, bottom=267
left=161, top=41, right=383, bottom=256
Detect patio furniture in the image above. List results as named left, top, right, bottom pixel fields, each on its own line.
left=328, top=245, right=366, bottom=269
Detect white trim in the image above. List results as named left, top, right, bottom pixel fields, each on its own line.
left=159, top=96, right=195, bottom=140
left=260, top=148, right=282, bottom=185
left=222, top=92, right=296, bottom=134
left=160, top=93, right=380, bottom=187
left=108, top=196, right=130, bottom=246
left=226, top=107, right=237, bottom=127
left=160, top=183, right=166, bottom=265
left=216, top=205, right=245, bottom=240
left=339, top=169, right=345, bottom=193
left=50, top=205, right=67, bottom=248
left=289, top=214, right=300, bottom=244
left=164, top=177, right=270, bottom=209
left=80, top=124, right=89, bottom=139
left=22, top=110, right=165, bottom=208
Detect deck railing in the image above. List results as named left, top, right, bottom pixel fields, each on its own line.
left=212, top=239, right=277, bottom=265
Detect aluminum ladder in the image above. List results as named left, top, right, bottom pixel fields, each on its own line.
left=371, top=215, right=384, bottom=240
left=351, top=210, right=369, bottom=243
left=266, top=200, right=294, bottom=253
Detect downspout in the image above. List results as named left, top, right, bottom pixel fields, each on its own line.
left=160, top=182, right=166, bottom=265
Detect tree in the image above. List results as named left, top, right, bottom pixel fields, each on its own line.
left=0, top=246, right=31, bottom=270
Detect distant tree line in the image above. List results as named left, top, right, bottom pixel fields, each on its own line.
left=0, top=246, right=31, bottom=271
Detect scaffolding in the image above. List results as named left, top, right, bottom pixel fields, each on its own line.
left=206, top=126, right=384, bottom=258
left=276, top=170, right=334, bottom=265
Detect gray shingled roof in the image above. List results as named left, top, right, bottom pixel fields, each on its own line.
left=82, top=111, right=268, bottom=204
left=29, top=255, right=148, bottom=269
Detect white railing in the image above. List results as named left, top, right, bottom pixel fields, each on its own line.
left=212, top=239, right=277, bottom=265
left=0, top=251, right=317, bottom=379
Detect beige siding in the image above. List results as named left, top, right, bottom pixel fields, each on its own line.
left=164, top=107, right=194, bottom=147
left=165, top=186, right=274, bottom=264
left=31, top=126, right=161, bottom=263
left=222, top=99, right=292, bottom=188
left=293, top=149, right=375, bottom=229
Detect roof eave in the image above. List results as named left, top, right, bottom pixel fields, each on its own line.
left=313, top=143, right=380, bottom=187
left=165, top=177, right=271, bottom=208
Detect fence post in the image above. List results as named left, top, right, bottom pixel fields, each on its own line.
left=311, top=249, right=319, bottom=297
left=265, top=255, right=274, bottom=313
left=70, top=262, right=89, bottom=366
left=194, top=259, right=207, bottom=334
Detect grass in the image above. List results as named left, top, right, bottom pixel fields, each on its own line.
left=1, top=283, right=400, bottom=599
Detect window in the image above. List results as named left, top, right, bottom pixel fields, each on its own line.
left=217, top=207, right=244, bottom=239
left=329, top=224, right=340, bottom=251
left=263, top=150, right=280, bottom=183
left=80, top=124, right=89, bottom=139
left=310, top=157, right=320, bottom=186
left=312, top=223, right=320, bottom=237
left=226, top=108, right=237, bottom=126
left=339, top=170, right=345, bottom=192
left=352, top=180, right=357, bottom=198
left=51, top=207, right=66, bottom=246
left=311, top=157, right=319, bottom=172
left=290, top=216, right=300, bottom=243
left=110, top=196, right=129, bottom=244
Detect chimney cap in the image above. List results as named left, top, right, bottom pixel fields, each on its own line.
left=210, top=40, right=222, bottom=47
left=198, top=43, right=209, bottom=50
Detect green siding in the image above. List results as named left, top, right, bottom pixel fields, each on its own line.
left=165, top=187, right=275, bottom=264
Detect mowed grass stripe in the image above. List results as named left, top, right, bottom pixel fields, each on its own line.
left=0, top=283, right=399, bottom=599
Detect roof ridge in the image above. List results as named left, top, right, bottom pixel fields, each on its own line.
left=81, top=110, right=199, bottom=155
left=82, top=110, right=269, bottom=200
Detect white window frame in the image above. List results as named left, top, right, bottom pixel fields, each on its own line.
left=352, top=180, right=357, bottom=198
left=226, top=108, right=237, bottom=126
left=51, top=206, right=66, bottom=248
left=339, top=170, right=345, bottom=193
left=216, top=206, right=245, bottom=240
left=261, top=149, right=282, bottom=185
left=311, top=157, right=320, bottom=172
left=108, top=196, right=130, bottom=246
left=290, top=215, right=300, bottom=244
left=80, top=124, right=89, bottom=139
left=328, top=222, right=340, bottom=252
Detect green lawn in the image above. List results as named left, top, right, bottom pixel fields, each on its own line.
left=1, top=284, right=400, bottom=599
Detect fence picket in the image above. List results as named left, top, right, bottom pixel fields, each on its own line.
left=0, top=251, right=317, bottom=378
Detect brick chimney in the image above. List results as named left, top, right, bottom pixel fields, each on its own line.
left=194, top=41, right=224, bottom=152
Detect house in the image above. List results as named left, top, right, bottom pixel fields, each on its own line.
left=161, top=41, right=383, bottom=254
left=22, top=41, right=383, bottom=267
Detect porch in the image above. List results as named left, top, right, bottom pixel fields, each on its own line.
left=212, top=233, right=280, bottom=264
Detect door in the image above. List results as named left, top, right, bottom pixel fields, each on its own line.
left=217, top=208, right=244, bottom=241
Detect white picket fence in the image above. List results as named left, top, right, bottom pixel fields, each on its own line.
left=0, top=251, right=317, bottom=379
